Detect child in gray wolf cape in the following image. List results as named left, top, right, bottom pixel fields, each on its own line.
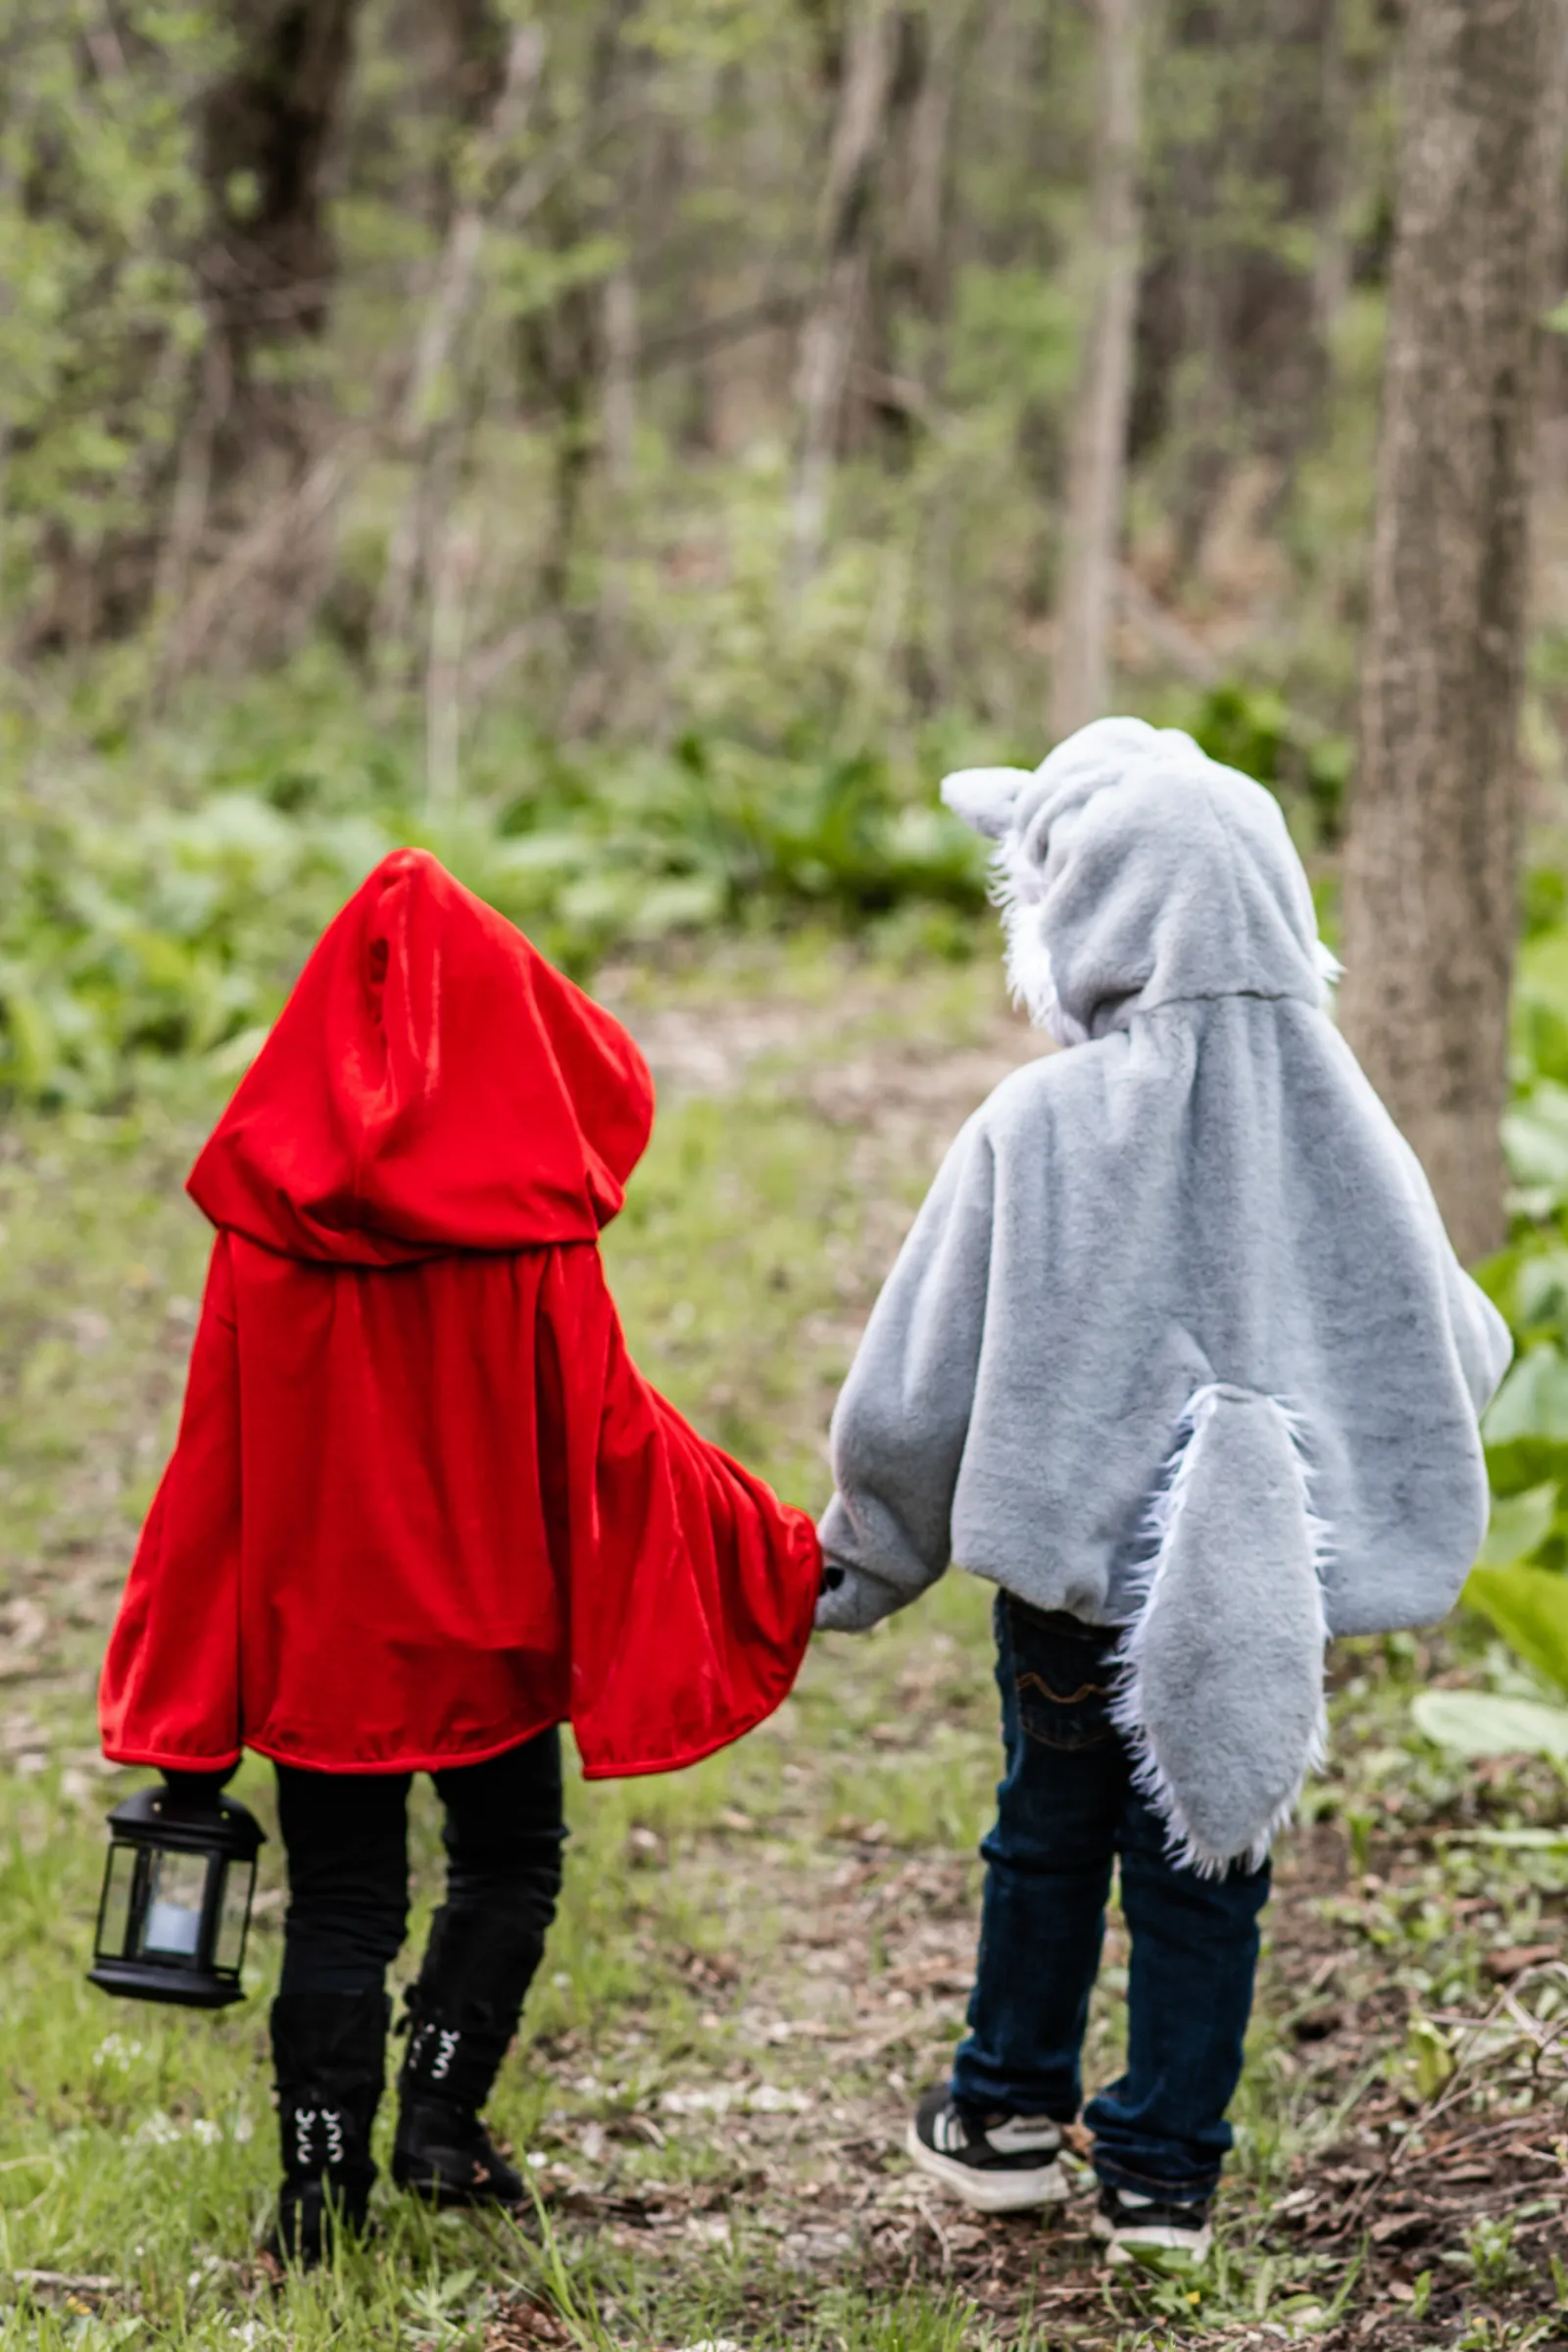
left=814, top=718, right=1510, bottom=2264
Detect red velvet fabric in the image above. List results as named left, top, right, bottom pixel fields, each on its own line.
left=100, top=849, right=820, bottom=1777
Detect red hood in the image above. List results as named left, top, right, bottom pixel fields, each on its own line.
left=188, top=849, right=654, bottom=1264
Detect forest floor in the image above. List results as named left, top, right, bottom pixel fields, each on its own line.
left=1, top=933, right=1566, bottom=2352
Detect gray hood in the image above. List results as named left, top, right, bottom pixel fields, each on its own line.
left=818, top=720, right=1511, bottom=1873
left=943, top=715, right=1329, bottom=1041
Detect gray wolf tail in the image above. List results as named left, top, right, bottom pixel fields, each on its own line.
left=1110, top=1384, right=1330, bottom=1877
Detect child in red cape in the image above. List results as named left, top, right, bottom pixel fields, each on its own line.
left=99, top=847, right=819, bottom=2262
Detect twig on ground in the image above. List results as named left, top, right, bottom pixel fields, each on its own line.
left=10, top=2270, right=120, bottom=2293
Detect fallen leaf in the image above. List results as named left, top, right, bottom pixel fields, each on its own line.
left=1370, top=2212, right=1426, bottom=2243
left=1483, top=1943, right=1558, bottom=1981
left=485, top=2302, right=574, bottom=2349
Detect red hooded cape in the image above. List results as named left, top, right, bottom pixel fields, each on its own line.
left=100, top=849, right=820, bottom=1778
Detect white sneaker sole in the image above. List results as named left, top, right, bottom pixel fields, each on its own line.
left=906, top=2122, right=1071, bottom=2214
left=1092, top=2213, right=1213, bottom=2266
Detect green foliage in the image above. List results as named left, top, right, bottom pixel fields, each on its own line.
left=1419, top=877, right=1568, bottom=1747
left=1187, top=680, right=1351, bottom=843
left=1462, top=1566, right=1568, bottom=1698
left=1411, top=1688, right=1568, bottom=1761
left=0, top=3, right=225, bottom=630
left=0, top=672, right=987, bottom=1107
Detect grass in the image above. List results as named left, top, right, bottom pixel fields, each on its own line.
left=1, top=930, right=1566, bottom=2349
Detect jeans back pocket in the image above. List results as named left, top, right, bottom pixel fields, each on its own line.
left=1003, top=1596, right=1118, bottom=1752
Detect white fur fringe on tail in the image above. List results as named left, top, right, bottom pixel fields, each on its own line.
left=1108, top=1384, right=1332, bottom=1879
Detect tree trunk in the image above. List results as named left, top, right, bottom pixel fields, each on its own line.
left=865, top=0, right=982, bottom=421
left=1128, top=0, right=1355, bottom=579
left=372, top=20, right=547, bottom=671
left=1311, top=0, right=1349, bottom=343
left=156, top=0, right=364, bottom=667
left=790, top=0, right=898, bottom=584
left=601, top=267, right=639, bottom=488
left=515, top=0, right=632, bottom=694
left=1340, top=0, right=1568, bottom=1264
left=200, top=0, right=364, bottom=507
left=1049, top=0, right=1142, bottom=741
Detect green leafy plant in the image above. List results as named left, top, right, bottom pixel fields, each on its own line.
left=1413, top=880, right=1568, bottom=1759
left=1467, top=2216, right=1522, bottom=2295
left=1188, top=679, right=1351, bottom=843
left=0, top=686, right=990, bottom=1109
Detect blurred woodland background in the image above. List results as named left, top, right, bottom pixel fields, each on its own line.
left=12, top=10, right=1568, bottom=2343
left=8, top=0, right=1568, bottom=1254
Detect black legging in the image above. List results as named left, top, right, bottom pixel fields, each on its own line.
left=273, top=1728, right=565, bottom=1996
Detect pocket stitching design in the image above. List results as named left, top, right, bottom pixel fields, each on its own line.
left=1015, top=1671, right=1113, bottom=1706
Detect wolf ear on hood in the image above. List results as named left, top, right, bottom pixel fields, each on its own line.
left=940, top=766, right=1033, bottom=839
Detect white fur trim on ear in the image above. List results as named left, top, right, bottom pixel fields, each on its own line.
left=940, top=766, right=1033, bottom=841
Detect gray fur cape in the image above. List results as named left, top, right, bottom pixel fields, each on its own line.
left=816, top=718, right=1511, bottom=1874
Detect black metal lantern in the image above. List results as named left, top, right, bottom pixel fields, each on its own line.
left=88, top=1785, right=266, bottom=2009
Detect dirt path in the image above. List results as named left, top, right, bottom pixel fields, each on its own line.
left=2, top=945, right=1565, bottom=2351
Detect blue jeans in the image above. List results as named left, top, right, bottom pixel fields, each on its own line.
left=950, top=1596, right=1269, bottom=2204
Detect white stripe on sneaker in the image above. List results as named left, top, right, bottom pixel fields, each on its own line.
left=906, top=2121, right=1072, bottom=2214
left=1106, top=2217, right=1213, bottom=2266
left=985, top=2114, right=1061, bottom=2156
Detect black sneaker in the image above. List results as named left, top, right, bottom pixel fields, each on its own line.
left=906, top=2082, right=1070, bottom=2213
left=1091, top=2181, right=1212, bottom=2265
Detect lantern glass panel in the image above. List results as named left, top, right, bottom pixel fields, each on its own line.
left=99, top=1843, right=137, bottom=1961
left=214, top=1859, right=254, bottom=1975
left=139, top=1849, right=208, bottom=1958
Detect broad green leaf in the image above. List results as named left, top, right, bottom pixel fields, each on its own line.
left=1405, top=2015, right=1453, bottom=2099
left=1438, top=1827, right=1568, bottom=1849
left=1480, top=1483, right=1557, bottom=1568
left=1485, top=1348, right=1568, bottom=1446
left=1515, top=1252, right=1568, bottom=1332
left=633, top=876, right=728, bottom=939
left=1463, top=1562, right=1568, bottom=1695
left=1502, top=1081, right=1568, bottom=1194
left=1516, top=1000, right=1568, bottom=1088
left=1411, top=1687, right=1568, bottom=1760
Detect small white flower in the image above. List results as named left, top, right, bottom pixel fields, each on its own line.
left=92, top=2034, right=145, bottom=2070
left=133, top=2112, right=184, bottom=2145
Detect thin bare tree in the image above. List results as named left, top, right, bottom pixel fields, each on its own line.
left=373, top=20, right=548, bottom=671
left=790, top=0, right=899, bottom=583
left=1049, top=0, right=1142, bottom=740
left=1340, top=0, right=1568, bottom=1262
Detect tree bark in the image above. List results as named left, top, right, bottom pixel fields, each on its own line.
left=1340, top=0, right=1568, bottom=1264
left=1128, top=0, right=1354, bottom=574
left=373, top=20, right=547, bottom=669
left=1049, top=0, right=1142, bottom=740
left=790, top=0, right=898, bottom=583
left=1311, top=0, right=1349, bottom=343
left=865, top=1, right=982, bottom=420
left=200, top=0, right=364, bottom=505
left=515, top=0, right=632, bottom=659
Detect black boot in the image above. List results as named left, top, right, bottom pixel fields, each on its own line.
left=267, top=1990, right=390, bottom=2268
left=391, top=1907, right=544, bottom=2210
